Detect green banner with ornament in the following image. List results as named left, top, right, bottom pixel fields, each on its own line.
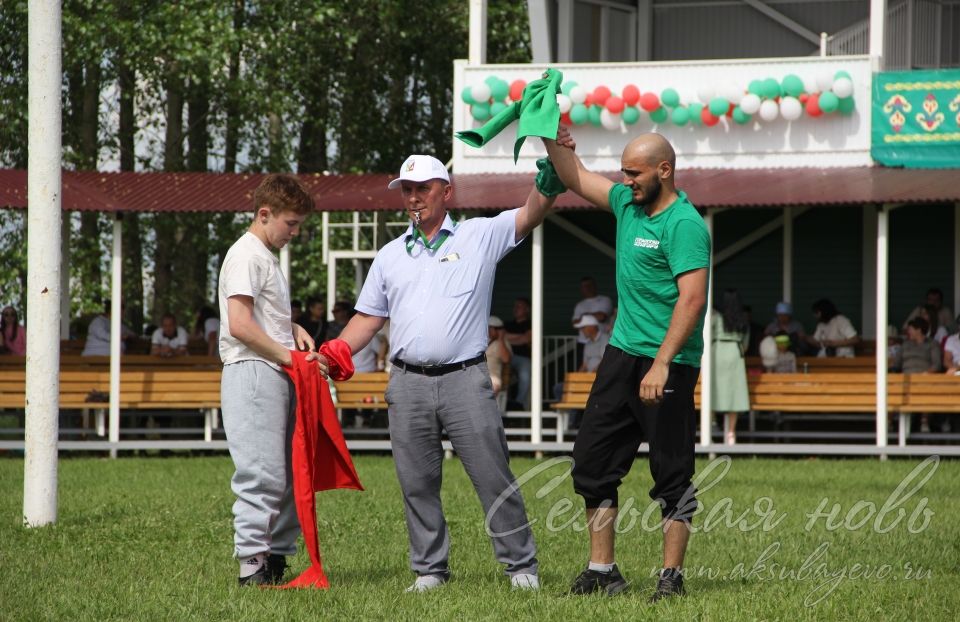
left=872, top=70, right=960, bottom=168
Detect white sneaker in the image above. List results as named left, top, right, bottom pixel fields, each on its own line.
left=511, top=573, right=540, bottom=590
left=405, top=574, right=447, bottom=593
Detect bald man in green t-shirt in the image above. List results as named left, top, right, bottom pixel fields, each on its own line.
left=543, top=128, right=710, bottom=602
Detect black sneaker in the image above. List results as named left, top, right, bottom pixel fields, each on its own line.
left=649, top=567, right=685, bottom=602
left=267, top=554, right=287, bottom=584
left=569, top=564, right=628, bottom=596
left=238, top=558, right=269, bottom=587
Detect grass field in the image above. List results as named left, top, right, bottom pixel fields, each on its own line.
left=2, top=453, right=959, bottom=621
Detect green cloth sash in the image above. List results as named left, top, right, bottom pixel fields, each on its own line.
left=534, top=158, right=566, bottom=197
left=456, top=68, right=563, bottom=163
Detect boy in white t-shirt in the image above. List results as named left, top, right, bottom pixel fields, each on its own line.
left=218, top=174, right=324, bottom=586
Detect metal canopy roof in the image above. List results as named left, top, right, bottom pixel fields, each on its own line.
left=1, top=167, right=957, bottom=213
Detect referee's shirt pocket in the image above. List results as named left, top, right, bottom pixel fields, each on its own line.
left=440, top=260, right=480, bottom=298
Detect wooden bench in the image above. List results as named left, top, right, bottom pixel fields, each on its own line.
left=552, top=370, right=960, bottom=446
left=332, top=372, right=390, bottom=410
left=0, top=354, right=222, bottom=372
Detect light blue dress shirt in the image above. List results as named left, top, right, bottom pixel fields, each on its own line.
left=355, top=210, right=522, bottom=365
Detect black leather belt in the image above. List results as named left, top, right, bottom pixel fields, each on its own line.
left=392, top=354, right=485, bottom=376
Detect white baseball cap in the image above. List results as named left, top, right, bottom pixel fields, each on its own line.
left=488, top=315, right=504, bottom=328
left=574, top=315, right=601, bottom=328
left=387, top=155, right=450, bottom=189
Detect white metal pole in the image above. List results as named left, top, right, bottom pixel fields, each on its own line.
left=108, top=215, right=123, bottom=458
left=326, top=255, right=336, bottom=322
left=60, top=218, right=70, bottom=339
left=23, top=0, right=63, bottom=528
left=468, top=0, right=488, bottom=65
left=876, top=206, right=889, bottom=449
left=279, top=245, right=290, bottom=283
left=870, top=0, right=887, bottom=72
left=700, top=211, right=714, bottom=447
left=820, top=32, right=827, bottom=57
left=782, top=207, right=792, bottom=303
left=321, top=211, right=329, bottom=265
left=531, top=224, right=544, bottom=446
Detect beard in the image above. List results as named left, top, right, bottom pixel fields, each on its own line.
left=633, top=178, right=662, bottom=206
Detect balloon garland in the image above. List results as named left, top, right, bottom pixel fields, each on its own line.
left=462, top=71, right=856, bottom=130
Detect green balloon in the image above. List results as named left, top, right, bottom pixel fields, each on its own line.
left=708, top=97, right=729, bottom=116
left=569, top=103, right=589, bottom=125
left=461, top=86, right=475, bottom=105
left=838, top=96, right=855, bottom=115
left=819, top=91, right=840, bottom=113
left=588, top=105, right=603, bottom=126
left=471, top=102, right=490, bottom=121
left=661, top=88, right=681, bottom=108
left=489, top=101, right=507, bottom=116
left=748, top=80, right=764, bottom=96
left=834, top=70, right=852, bottom=81
left=622, top=106, right=640, bottom=124
left=487, top=77, right=509, bottom=102
left=782, top=74, right=804, bottom=97
left=732, top=106, right=751, bottom=124
left=671, top=106, right=690, bottom=126
left=687, top=102, right=704, bottom=126
left=561, top=81, right=578, bottom=96
left=762, top=78, right=781, bottom=99
left=649, top=106, right=668, bottom=124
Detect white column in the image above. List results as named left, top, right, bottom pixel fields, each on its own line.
left=954, top=203, right=960, bottom=315
left=279, top=246, right=290, bottom=283
left=23, top=0, right=63, bottom=528
left=782, top=207, right=793, bottom=303
left=876, top=206, right=889, bottom=449
left=870, top=0, right=887, bottom=72
left=468, top=0, right=487, bottom=65
left=530, top=224, right=544, bottom=445
left=700, top=211, right=714, bottom=447
left=60, top=218, right=70, bottom=339
left=108, top=215, right=123, bottom=458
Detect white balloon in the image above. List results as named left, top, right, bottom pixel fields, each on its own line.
left=759, top=99, right=780, bottom=122
left=600, top=109, right=621, bottom=130
left=720, top=84, right=744, bottom=106
left=470, top=82, right=491, bottom=104
left=569, top=85, right=587, bottom=105
left=697, top=86, right=715, bottom=104
left=739, top=93, right=762, bottom=115
left=816, top=71, right=834, bottom=93
left=780, top=96, right=802, bottom=121
left=556, top=94, right=572, bottom=114
left=831, top=77, right=854, bottom=99
left=802, top=76, right=818, bottom=95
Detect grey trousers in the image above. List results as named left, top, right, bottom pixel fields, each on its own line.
left=221, top=360, right=300, bottom=559
left=385, top=361, right=538, bottom=577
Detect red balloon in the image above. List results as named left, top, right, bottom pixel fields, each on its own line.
left=560, top=112, right=573, bottom=126
left=592, top=85, right=611, bottom=106
left=509, top=79, right=526, bottom=102
left=701, top=107, right=720, bottom=127
left=640, top=92, right=660, bottom=112
left=799, top=93, right=809, bottom=103
left=805, top=93, right=823, bottom=117
left=605, top=96, right=625, bottom=114
left=622, top=84, right=640, bottom=106
left=583, top=94, right=594, bottom=107
left=726, top=102, right=735, bottom=117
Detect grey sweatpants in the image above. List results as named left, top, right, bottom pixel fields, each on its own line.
left=221, top=360, right=300, bottom=559
left=385, top=361, right=538, bottom=577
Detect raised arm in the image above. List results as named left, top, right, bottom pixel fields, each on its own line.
left=514, top=187, right=557, bottom=242
left=542, top=125, right=614, bottom=211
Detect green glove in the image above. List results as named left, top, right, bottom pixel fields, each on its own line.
left=534, top=158, right=566, bottom=197
left=456, top=68, right=564, bottom=163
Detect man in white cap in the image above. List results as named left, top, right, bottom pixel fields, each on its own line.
left=326, top=153, right=567, bottom=592
left=574, top=315, right=609, bottom=373
left=486, top=315, right=512, bottom=398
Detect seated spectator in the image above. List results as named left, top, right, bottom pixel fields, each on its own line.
left=918, top=304, right=949, bottom=346
left=572, top=276, right=613, bottom=364
left=486, top=316, right=512, bottom=396
left=764, top=301, right=809, bottom=355
left=504, top=297, right=532, bottom=410
left=298, top=297, right=329, bottom=343
left=903, top=287, right=955, bottom=334
left=193, top=305, right=219, bottom=357
left=151, top=313, right=190, bottom=357
left=82, top=300, right=136, bottom=356
left=805, top=298, right=860, bottom=357
left=575, top=315, right=608, bottom=373
left=325, top=300, right=353, bottom=340
left=0, top=306, right=26, bottom=355
left=887, top=325, right=903, bottom=372
left=943, top=316, right=960, bottom=375
left=770, top=333, right=797, bottom=373
left=291, top=299, right=303, bottom=327
left=896, top=317, right=943, bottom=434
